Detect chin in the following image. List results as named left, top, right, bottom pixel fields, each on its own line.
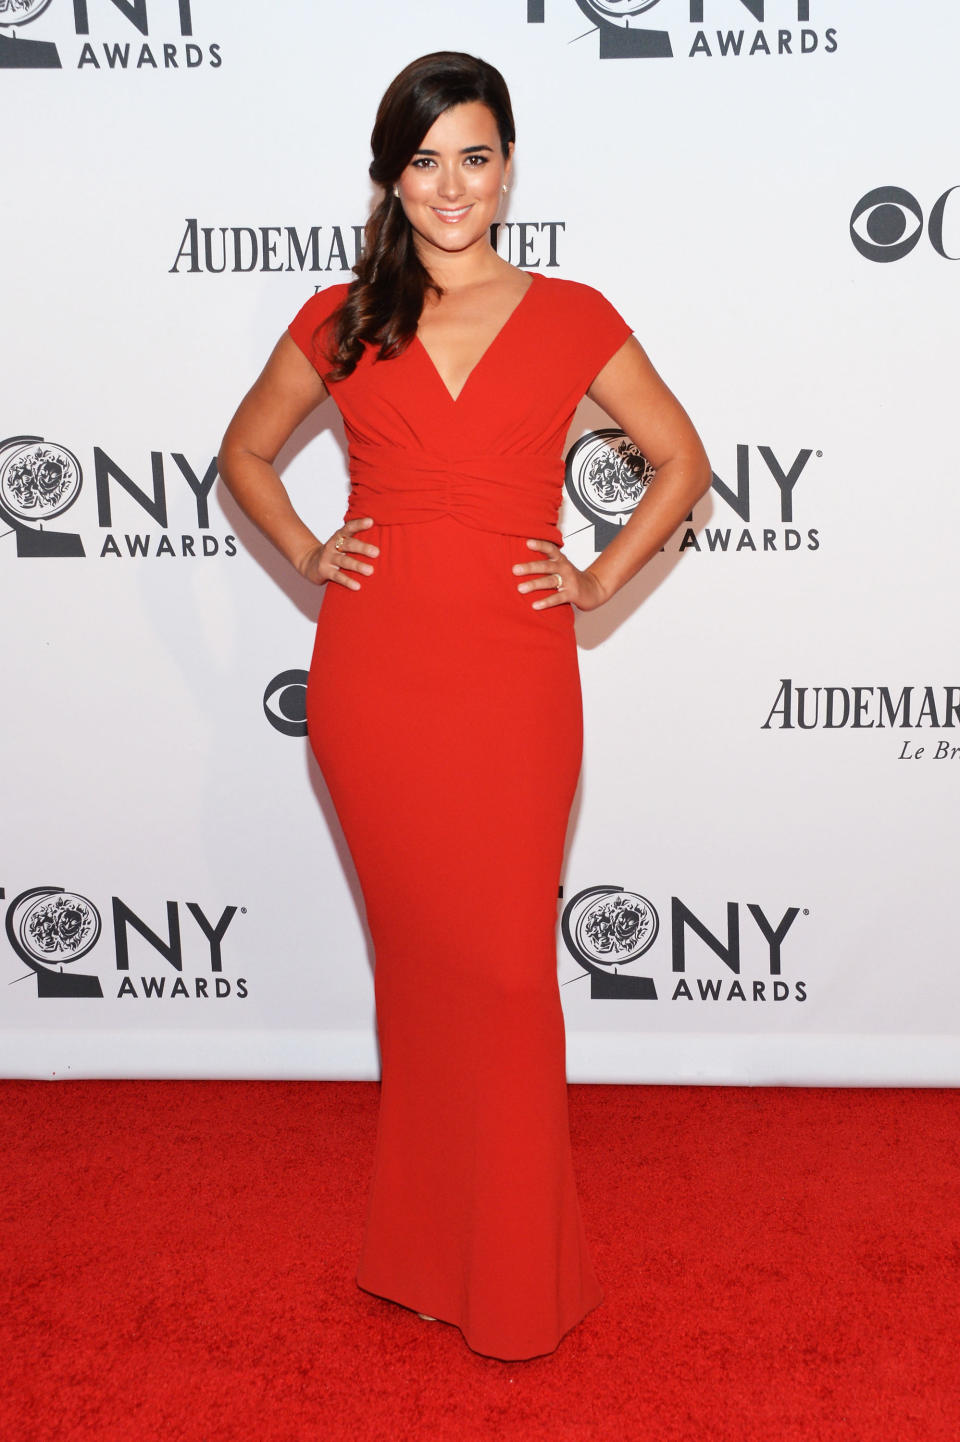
left=435, top=228, right=488, bottom=252
left=419, top=211, right=497, bottom=251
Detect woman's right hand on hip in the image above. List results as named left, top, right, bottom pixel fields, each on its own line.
left=298, top=517, right=378, bottom=589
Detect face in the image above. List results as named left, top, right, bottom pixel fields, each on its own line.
left=395, top=100, right=513, bottom=264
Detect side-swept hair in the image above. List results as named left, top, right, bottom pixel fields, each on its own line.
left=318, top=51, right=515, bottom=382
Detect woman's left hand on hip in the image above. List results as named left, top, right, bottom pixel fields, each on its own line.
left=513, top=538, right=607, bottom=612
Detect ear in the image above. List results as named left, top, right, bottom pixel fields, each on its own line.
left=503, top=140, right=515, bottom=183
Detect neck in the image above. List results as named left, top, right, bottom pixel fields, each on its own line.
left=413, top=234, right=505, bottom=293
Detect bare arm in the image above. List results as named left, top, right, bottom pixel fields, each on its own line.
left=217, top=334, right=377, bottom=588
left=514, top=335, right=712, bottom=610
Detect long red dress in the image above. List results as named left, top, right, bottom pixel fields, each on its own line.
left=288, top=272, right=632, bottom=1360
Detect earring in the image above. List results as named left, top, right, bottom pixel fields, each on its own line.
left=502, top=184, right=509, bottom=194
left=393, top=186, right=399, bottom=198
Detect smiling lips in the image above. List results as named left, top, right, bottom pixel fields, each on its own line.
left=431, top=205, right=473, bottom=224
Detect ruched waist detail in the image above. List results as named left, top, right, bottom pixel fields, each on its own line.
left=343, top=441, right=564, bottom=544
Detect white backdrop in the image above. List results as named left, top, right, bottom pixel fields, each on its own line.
left=2, top=0, right=957, bottom=1083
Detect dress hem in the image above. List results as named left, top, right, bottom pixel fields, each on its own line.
left=356, top=1274, right=605, bottom=1363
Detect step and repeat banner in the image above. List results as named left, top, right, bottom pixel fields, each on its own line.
left=2, top=0, right=957, bottom=1083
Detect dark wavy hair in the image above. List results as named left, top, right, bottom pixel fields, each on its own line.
left=317, top=51, right=515, bottom=382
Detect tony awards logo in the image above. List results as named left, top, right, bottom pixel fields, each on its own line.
left=0, top=436, right=85, bottom=555
left=571, top=0, right=672, bottom=56
left=6, top=886, right=105, bottom=997
left=0, top=436, right=83, bottom=520
left=561, top=885, right=660, bottom=998
left=565, top=429, right=655, bottom=548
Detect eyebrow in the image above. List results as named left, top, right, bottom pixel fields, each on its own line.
left=412, top=145, right=495, bottom=156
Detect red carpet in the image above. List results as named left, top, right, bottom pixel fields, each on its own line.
left=1, top=1080, right=958, bottom=1441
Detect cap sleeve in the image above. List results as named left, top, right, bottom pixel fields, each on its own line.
left=571, top=283, right=633, bottom=393
left=287, top=283, right=350, bottom=376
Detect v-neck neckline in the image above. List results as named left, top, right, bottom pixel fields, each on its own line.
left=414, top=272, right=540, bottom=406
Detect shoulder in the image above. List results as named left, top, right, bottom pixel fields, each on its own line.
left=289, top=281, right=351, bottom=335
left=287, top=282, right=352, bottom=371
left=527, top=274, right=634, bottom=391
left=532, top=273, right=631, bottom=328
left=532, top=274, right=598, bottom=300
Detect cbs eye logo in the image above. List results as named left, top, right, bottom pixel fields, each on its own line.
left=263, top=670, right=308, bottom=737
left=851, top=185, right=960, bottom=263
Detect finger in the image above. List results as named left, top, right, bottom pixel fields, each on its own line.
left=334, top=554, right=374, bottom=575
left=341, top=519, right=374, bottom=550
left=332, top=538, right=378, bottom=561
left=338, top=519, right=379, bottom=557
left=329, top=567, right=361, bottom=590
left=517, top=577, right=559, bottom=594
left=517, top=570, right=567, bottom=594
left=532, top=592, right=568, bottom=610
left=516, top=562, right=562, bottom=579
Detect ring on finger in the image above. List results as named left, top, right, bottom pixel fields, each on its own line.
left=334, top=533, right=345, bottom=552
left=554, top=572, right=563, bottom=590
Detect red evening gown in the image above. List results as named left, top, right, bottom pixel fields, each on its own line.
left=288, top=272, right=632, bottom=1361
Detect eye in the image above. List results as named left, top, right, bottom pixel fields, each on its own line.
left=263, top=669, right=308, bottom=736
left=850, top=186, right=923, bottom=262
left=410, top=157, right=436, bottom=170
left=464, top=154, right=489, bottom=166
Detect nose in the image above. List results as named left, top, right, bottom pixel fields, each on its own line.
left=436, top=162, right=464, bottom=201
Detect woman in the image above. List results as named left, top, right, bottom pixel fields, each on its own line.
left=218, top=51, right=711, bottom=1361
